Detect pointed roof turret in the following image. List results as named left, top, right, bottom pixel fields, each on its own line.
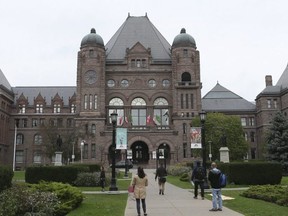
left=105, top=15, right=171, bottom=61
left=0, top=69, right=12, bottom=91
left=275, top=63, right=288, bottom=89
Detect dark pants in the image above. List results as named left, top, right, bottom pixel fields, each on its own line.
left=100, top=179, right=105, bottom=189
left=136, top=199, right=146, bottom=214
left=194, top=181, right=204, bottom=198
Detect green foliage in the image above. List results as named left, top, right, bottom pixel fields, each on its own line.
left=242, top=185, right=288, bottom=207
left=31, top=182, right=84, bottom=216
left=266, top=112, right=288, bottom=174
left=167, top=164, right=191, bottom=176
left=72, top=172, right=111, bottom=187
left=25, top=166, right=88, bottom=184
left=192, top=113, right=249, bottom=161
left=218, top=162, right=282, bottom=185
left=0, top=183, right=59, bottom=216
left=179, top=173, right=189, bottom=182
left=0, top=166, right=13, bottom=192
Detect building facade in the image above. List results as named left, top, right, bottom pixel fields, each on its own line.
left=0, top=14, right=287, bottom=169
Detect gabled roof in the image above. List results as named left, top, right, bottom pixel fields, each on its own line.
left=276, top=63, right=288, bottom=89
left=0, top=69, right=12, bottom=91
left=105, top=15, right=171, bottom=61
left=202, top=83, right=255, bottom=112
left=12, top=86, right=76, bottom=106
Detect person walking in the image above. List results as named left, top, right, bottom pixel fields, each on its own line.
left=132, top=166, right=148, bottom=216
left=208, top=162, right=223, bottom=211
left=100, top=166, right=106, bottom=192
left=191, top=161, right=205, bottom=200
left=155, top=163, right=167, bottom=195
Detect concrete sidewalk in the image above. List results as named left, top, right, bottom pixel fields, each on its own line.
left=124, top=169, right=244, bottom=216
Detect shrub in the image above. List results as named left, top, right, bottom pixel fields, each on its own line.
left=73, top=172, right=99, bottom=186
left=242, top=185, right=288, bottom=207
left=179, top=173, right=189, bottom=182
left=167, top=165, right=191, bottom=176
left=31, top=181, right=84, bottom=216
left=0, top=183, right=58, bottom=216
left=0, top=166, right=13, bottom=192
left=220, top=162, right=282, bottom=185
left=25, top=166, right=88, bottom=184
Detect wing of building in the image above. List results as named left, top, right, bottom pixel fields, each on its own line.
left=0, top=14, right=287, bottom=169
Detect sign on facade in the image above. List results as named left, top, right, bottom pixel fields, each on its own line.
left=190, top=127, right=202, bottom=149
left=116, top=128, right=127, bottom=149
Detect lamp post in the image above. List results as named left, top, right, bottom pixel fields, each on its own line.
left=199, top=110, right=210, bottom=189
left=124, top=149, right=129, bottom=178
left=80, top=140, right=84, bottom=163
left=109, top=112, right=118, bottom=191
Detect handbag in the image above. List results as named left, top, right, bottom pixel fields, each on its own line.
left=128, top=185, right=134, bottom=193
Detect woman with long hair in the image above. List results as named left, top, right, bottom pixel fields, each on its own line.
left=132, top=166, right=148, bottom=216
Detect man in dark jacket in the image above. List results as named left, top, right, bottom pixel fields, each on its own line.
left=155, top=163, right=167, bottom=195
left=208, top=162, right=223, bottom=211
left=191, top=161, right=205, bottom=199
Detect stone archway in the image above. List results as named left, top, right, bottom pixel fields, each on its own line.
left=131, top=141, right=149, bottom=164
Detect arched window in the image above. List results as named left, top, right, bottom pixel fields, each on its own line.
left=131, top=98, right=146, bottom=126
left=181, top=72, right=191, bottom=82
left=153, top=97, right=169, bottom=127
left=34, top=134, right=42, bottom=145
left=108, top=98, right=124, bottom=125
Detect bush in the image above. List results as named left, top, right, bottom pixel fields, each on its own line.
left=179, top=173, right=189, bottom=182
left=167, top=164, right=191, bottom=176
left=0, top=183, right=58, bottom=216
left=219, top=162, right=282, bottom=185
left=0, top=166, right=13, bottom=192
left=31, top=182, right=84, bottom=216
left=242, top=185, right=288, bottom=207
left=25, top=166, right=88, bottom=184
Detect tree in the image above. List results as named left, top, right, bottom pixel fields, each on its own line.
left=192, top=113, right=248, bottom=161
left=266, top=112, right=288, bottom=173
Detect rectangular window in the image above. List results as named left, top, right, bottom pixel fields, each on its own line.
left=53, top=104, right=61, bottom=113
left=40, top=118, right=45, bottom=126
left=183, top=143, right=187, bottom=158
left=89, top=94, right=93, bottom=109
left=136, top=59, right=141, bottom=67
left=273, top=99, right=277, bottom=108
left=181, top=94, right=184, bottom=109
left=131, top=59, right=136, bottom=67
left=267, top=99, right=271, bottom=108
left=190, top=94, right=194, bottom=109
left=249, top=117, right=254, bottom=126
left=142, top=59, right=146, bottom=67
left=22, top=119, right=28, bottom=128
left=91, top=143, right=96, bottom=159
left=250, top=132, right=255, bottom=142
left=33, top=151, right=41, bottom=163
left=241, top=118, right=247, bottom=126
left=84, top=95, right=88, bottom=110
left=84, top=144, right=88, bottom=159
left=18, top=105, right=26, bottom=114
left=94, top=95, right=98, bottom=110
left=15, top=150, right=24, bottom=163
left=32, top=119, right=38, bottom=127
left=186, top=94, right=189, bottom=109
left=71, top=104, right=76, bottom=113
left=36, top=104, right=43, bottom=113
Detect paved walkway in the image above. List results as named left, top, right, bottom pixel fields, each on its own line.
left=124, top=169, right=244, bottom=216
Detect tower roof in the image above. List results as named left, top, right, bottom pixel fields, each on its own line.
left=81, top=28, right=104, bottom=48
left=0, top=69, right=12, bottom=91
left=276, top=63, right=288, bottom=89
left=105, top=15, right=171, bottom=61
left=202, top=82, right=255, bottom=112
left=172, top=28, right=196, bottom=49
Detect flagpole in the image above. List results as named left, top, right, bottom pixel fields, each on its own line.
left=13, top=123, right=17, bottom=171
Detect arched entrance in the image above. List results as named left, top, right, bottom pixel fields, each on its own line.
left=131, top=141, right=149, bottom=164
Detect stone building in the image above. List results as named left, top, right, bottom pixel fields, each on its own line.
left=0, top=14, right=287, bottom=169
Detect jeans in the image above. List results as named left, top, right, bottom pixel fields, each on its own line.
left=136, top=199, right=146, bottom=214
left=212, top=188, right=222, bottom=209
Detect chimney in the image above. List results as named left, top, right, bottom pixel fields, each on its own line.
left=265, top=75, right=273, bottom=87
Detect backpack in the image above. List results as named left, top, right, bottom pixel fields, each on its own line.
left=195, top=167, right=205, bottom=180
left=219, top=173, right=227, bottom=188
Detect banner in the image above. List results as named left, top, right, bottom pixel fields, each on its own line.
left=190, top=127, right=202, bottom=149
left=116, top=128, right=127, bottom=149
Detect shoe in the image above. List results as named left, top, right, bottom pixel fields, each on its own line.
left=159, top=190, right=161, bottom=195
left=209, top=208, right=218, bottom=211
left=218, top=208, right=222, bottom=211
left=162, top=191, right=164, bottom=195
left=193, top=196, right=197, bottom=199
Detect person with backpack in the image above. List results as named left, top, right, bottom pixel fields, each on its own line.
left=155, top=163, right=167, bottom=195
left=208, top=162, right=223, bottom=211
left=191, top=161, right=205, bottom=200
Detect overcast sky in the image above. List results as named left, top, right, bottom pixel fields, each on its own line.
left=1, top=0, right=288, bottom=102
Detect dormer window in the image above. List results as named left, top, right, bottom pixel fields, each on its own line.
left=36, top=104, right=43, bottom=113
left=131, top=59, right=147, bottom=68
left=18, top=104, right=26, bottom=114
left=53, top=104, right=61, bottom=113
